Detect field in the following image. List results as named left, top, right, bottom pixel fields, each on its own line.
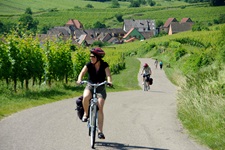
left=1, top=0, right=224, bottom=31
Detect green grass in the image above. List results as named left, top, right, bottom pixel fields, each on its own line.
left=177, top=66, right=225, bottom=150
left=0, top=56, right=140, bottom=120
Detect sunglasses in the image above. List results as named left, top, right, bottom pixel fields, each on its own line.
left=90, top=55, right=96, bottom=58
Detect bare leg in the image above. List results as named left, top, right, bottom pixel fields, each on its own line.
left=97, top=97, right=105, bottom=133
left=82, top=89, right=92, bottom=118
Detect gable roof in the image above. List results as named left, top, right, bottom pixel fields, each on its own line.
left=123, top=19, right=156, bottom=32
left=123, top=27, right=135, bottom=39
left=96, top=32, right=112, bottom=42
left=123, top=27, right=145, bottom=40
left=163, top=18, right=178, bottom=28
left=47, top=27, right=71, bottom=36
left=180, top=18, right=193, bottom=23
left=65, top=19, right=83, bottom=29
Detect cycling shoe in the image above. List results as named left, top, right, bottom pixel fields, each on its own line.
left=98, top=132, right=105, bottom=139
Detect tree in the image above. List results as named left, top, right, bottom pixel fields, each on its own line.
left=156, top=20, right=164, bottom=28
left=115, top=13, right=123, bottom=22
left=86, top=4, right=94, bottom=8
left=111, top=0, right=120, bottom=8
left=25, top=7, right=32, bottom=15
left=93, top=21, right=106, bottom=28
left=18, top=8, right=39, bottom=34
left=210, top=0, right=225, bottom=6
left=129, top=0, right=141, bottom=7
left=147, top=0, right=156, bottom=6
left=19, top=14, right=39, bottom=33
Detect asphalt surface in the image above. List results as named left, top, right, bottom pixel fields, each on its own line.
left=0, top=58, right=210, bottom=150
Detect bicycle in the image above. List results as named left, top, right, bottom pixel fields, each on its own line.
left=143, top=74, right=150, bottom=91
left=80, top=80, right=111, bottom=149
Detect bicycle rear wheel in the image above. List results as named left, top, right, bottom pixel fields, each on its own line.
left=90, top=105, right=97, bottom=148
left=143, top=81, right=147, bottom=91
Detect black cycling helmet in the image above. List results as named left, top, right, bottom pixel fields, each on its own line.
left=90, top=47, right=105, bottom=58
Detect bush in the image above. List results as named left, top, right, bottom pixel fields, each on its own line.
left=174, top=48, right=187, bottom=61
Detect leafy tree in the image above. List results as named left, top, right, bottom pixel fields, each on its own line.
left=25, top=7, right=32, bottom=15
left=129, top=0, right=141, bottom=7
left=111, top=0, right=120, bottom=8
left=0, top=21, right=4, bottom=34
left=156, top=20, right=164, bottom=28
left=18, top=8, right=39, bottom=34
left=115, top=13, right=123, bottom=22
left=218, top=14, right=225, bottom=23
left=86, top=4, right=94, bottom=8
left=40, top=24, right=53, bottom=34
left=93, top=21, right=106, bottom=28
left=210, top=0, right=225, bottom=6
left=147, top=0, right=156, bottom=6
left=0, top=41, right=11, bottom=85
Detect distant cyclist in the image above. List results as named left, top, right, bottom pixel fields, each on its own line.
left=76, top=47, right=112, bottom=139
left=141, top=63, right=152, bottom=87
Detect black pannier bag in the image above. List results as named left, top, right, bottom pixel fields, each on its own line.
left=149, top=78, right=153, bottom=85
left=75, top=96, right=84, bottom=120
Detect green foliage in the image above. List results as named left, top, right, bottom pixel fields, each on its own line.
left=210, top=0, right=225, bottom=6
left=147, top=0, right=156, bottom=6
left=18, top=8, right=39, bottom=34
left=178, top=67, right=225, bottom=149
left=25, top=7, right=32, bottom=15
left=86, top=4, right=94, bottom=8
left=129, top=0, right=141, bottom=7
left=115, top=13, right=123, bottom=22
left=93, top=21, right=106, bottom=28
left=174, top=47, right=187, bottom=61
left=111, top=0, right=120, bottom=8
left=173, top=37, right=207, bottom=48
left=192, top=21, right=210, bottom=31
left=72, top=48, right=89, bottom=79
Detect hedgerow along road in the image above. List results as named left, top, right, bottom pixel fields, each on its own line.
left=0, top=58, right=210, bottom=150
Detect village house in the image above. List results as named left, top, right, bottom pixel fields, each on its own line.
left=41, top=17, right=193, bottom=46
left=123, top=19, right=157, bottom=40
left=162, top=18, right=178, bottom=33
left=123, top=28, right=145, bottom=42
left=162, top=18, right=194, bottom=35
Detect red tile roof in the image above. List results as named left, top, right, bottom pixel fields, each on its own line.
left=66, top=19, right=83, bottom=29
left=163, top=18, right=178, bottom=28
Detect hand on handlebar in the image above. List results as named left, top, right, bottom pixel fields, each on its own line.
left=76, top=80, right=82, bottom=85
left=107, top=82, right=114, bottom=88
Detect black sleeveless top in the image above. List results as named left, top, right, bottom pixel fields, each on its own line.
left=86, top=60, right=109, bottom=84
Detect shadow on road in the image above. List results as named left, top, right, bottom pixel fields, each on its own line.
left=96, top=142, right=168, bottom=150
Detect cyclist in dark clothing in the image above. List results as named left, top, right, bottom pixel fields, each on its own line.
left=77, top=47, right=112, bottom=139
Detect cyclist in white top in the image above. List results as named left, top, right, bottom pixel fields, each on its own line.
left=141, top=63, right=152, bottom=86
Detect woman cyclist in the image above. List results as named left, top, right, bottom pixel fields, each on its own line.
left=76, top=47, right=112, bottom=139
left=141, top=63, right=152, bottom=89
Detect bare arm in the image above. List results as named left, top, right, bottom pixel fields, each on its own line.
left=76, top=65, right=88, bottom=84
left=105, top=67, right=112, bottom=84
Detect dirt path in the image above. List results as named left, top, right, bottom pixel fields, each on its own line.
left=0, top=58, right=210, bottom=150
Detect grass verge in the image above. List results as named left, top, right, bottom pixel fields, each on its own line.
left=0, top=56, right=140, bottom=120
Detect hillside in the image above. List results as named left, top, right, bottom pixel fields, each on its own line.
left=0, top=0, right=224, bottom=31
left=104, top=24, right=225, bottom=150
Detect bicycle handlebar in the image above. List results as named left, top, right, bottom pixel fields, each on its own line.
left=80, top=80, right=113, bottom=88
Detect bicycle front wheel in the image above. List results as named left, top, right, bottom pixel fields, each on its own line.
left=90, top=105, right=97, bottom=149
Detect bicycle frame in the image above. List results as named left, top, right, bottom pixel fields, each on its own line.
left=143, top=74, right=150, bottom=91
left=80, top=81, right=108, bottom=149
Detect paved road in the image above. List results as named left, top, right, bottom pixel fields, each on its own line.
left=0, top=58, right=210, bottom=150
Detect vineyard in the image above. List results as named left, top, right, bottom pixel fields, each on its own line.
left=0, top=32, right=125, bottom=92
